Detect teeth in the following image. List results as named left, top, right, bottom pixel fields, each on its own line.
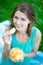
left=10, top=28, right=16, bottom=34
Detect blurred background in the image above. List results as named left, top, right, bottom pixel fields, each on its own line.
left=0, top=0, right=43, bottom=52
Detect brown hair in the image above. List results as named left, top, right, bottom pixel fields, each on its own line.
left=11, top=2, right=36, bottom=36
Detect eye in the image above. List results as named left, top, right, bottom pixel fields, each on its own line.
left=21, top=18, right=25, bottom=21
left=14, top=16, right=18, bottom=19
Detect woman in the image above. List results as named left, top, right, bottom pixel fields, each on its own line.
left=2, top=2, right=41, bottom=65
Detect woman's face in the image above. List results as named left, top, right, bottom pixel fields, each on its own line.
left=13, top=11, right=31, bottom=33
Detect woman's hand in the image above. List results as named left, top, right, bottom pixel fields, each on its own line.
left=2, top=27, right=12, bottom=49
left=2, top=31, right=11, bottom=46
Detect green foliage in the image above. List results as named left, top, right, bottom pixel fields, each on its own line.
left=0, top=0, right=43, bottom=51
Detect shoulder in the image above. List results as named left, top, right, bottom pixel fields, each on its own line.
left=35, top=28, right=41, bottom=40
left=34, top=27, right=41, bottom=43
left=37, top=29, right=41, bottom=37
left=32, top=26, right=41, bottom=41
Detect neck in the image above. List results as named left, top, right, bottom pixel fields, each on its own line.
left=16, top=31, right=28, bottom=38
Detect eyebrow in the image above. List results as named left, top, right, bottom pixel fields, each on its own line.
left=14, top=15, right=26, bottom=20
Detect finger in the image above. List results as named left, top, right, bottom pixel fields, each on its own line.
left=4, top=27, right=10, bottom=32
left=4, top=31, right=10, bottom=35
left=3, top=32, right=11, bottom=39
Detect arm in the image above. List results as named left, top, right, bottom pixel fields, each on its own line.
left=3, top=43, right=10, bottom=60
left=2, top=27, right=11, bottom=60
left=24, top=29, right=41, bottom=57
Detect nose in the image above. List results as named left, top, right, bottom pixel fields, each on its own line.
left=16, top=19, right=21, bottom=25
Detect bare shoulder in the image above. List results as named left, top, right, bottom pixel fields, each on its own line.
left=32, top=26, right=41, bottom=40
left=35, top=28, right=41, bottom=41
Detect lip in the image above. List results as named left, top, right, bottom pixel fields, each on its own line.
left=16, top=26, right=22, bottom=28
left=16, top=25, right=23, bottom=28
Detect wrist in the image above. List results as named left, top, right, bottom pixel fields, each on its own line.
left=5, top=42, right=11, bottom=50
left=24, top=53, right=29, bottom=57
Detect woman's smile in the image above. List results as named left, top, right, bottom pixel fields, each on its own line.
left=16, top=24, right=23, bottom=29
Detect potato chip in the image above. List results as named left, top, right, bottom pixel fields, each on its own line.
left=10, top=28, right=16, bottom=34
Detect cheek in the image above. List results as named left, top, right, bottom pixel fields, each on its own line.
left=13, top=19, right=17, bottom=25
left=23, top=21, right=29, bottom=27
left=13, top=18, right=17, bottom=23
